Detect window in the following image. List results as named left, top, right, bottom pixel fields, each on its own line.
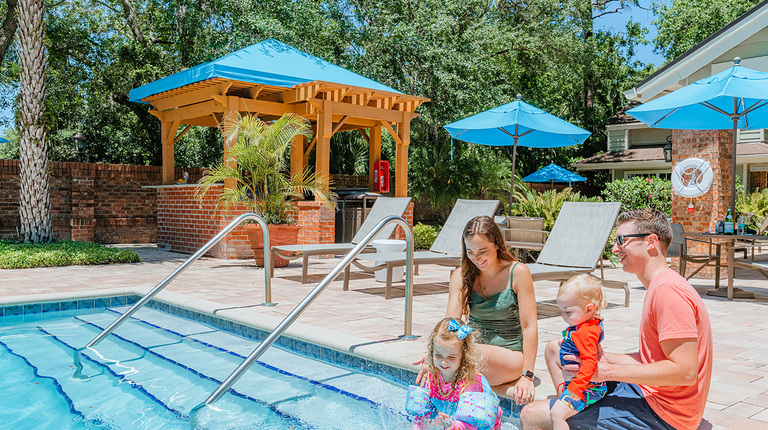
left=626, top=172, right=671, bottom=180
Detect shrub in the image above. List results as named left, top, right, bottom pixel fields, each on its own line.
left=737, top=188, right=768, bottom=229
left=602, top=177, right=672, bottom=216
left=508, top=188, right=602, bottom=231
left=413, top=223, right=441, bottom=250
left=0, top=240, right=141, bottom=269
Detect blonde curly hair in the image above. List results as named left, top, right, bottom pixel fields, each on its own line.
left=426, top=318, right=481, bottom=394
left=557, top=274, right=607, bottom=318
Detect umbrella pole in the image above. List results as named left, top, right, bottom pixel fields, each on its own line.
left=730, top=117, right=737, bottom=217
left=510, top=138, right=518, bottom=206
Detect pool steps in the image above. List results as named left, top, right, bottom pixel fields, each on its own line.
left=4, top=308, right=411, bottom=429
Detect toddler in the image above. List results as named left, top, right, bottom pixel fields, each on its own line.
left=550, top=274, right=607, bottom=430
left=406, top=318, right=501, bottom=430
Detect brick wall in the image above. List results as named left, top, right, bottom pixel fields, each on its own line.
left=0, top=159, right=203, bottom=243
left=669, top=130, right=733, bottom=278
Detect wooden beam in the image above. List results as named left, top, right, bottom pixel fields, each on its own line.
left=357, top=128, right=370, bottom=143
left=381, top=121, right=403, bottom=146
left=238, top=97, right=296, bottom=117
left=158, top=100, right=224, bottom=123
left=173, top=124, right=192, bottom=144
left=149, top=81, right=232, bottom=111
left=331, top=115, right=350, bottom=135
left=316, top=98, right=411, bottom=124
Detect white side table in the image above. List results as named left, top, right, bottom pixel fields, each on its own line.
left=371, top=239, right=406, bottom=283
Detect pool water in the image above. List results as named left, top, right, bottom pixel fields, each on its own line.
left=0, top=305, right=415, bottom=429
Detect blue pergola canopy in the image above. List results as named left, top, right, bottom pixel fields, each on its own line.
left=129, top=39, right=401, bottom=103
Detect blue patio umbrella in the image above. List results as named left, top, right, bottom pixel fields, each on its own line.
left=0, top=137, right=8, bottom=143
left=627, top=58, right=768, bottom=218
left=444, top=95, right=591, bottom=203
left=522, top=163, right=586, bottom=189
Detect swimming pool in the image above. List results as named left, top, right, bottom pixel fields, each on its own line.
left=0, top=299, right=417, bottom=429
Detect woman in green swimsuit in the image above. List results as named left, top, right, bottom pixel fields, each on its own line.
left=418, top=215, right=538, bottom=405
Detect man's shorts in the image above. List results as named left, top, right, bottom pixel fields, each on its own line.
left=549, top=381, right=676, bottom=430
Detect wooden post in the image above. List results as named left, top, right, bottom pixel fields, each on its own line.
left=291, top=134, right=306, bottom=179
left=315, top=99, right=332, bottom=198
left=223, top=100, right=238, bottom=189
left=395, top=113, right=410, bottom=197
left=368, top=126, right=381, bottom=191
left=161, top=120, right=178, bottom=185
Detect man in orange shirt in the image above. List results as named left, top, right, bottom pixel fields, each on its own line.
left=521, top=208, right=713, bottom=430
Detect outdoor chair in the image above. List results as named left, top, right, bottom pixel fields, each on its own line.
left=525, top=202, right=631, bottom=307
left=734, top=258, right=768, bottom=281
left=502, top=216, right=549, bottom=263
left=344, top=199, right=500, bottom=299
left=735, top=216, right=768, bottom=260
left=269, top=197, right=412, bottom=284
left=667, top=223, right=721, bottom=289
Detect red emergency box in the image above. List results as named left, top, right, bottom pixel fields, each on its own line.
left=373, top=160, right=390, bottom=193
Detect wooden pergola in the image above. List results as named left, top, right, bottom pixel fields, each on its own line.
left=136, top=75, right=428, bottom=197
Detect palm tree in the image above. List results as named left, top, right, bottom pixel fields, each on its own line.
left=17, top=0, right=51, bottom=243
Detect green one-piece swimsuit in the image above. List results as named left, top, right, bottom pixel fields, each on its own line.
left=468, top=262, right=523, bottom=352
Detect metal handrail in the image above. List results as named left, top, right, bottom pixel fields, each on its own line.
left=73, top=213, right=272, bottom=378
left=190, top=215, right=414, bottom=419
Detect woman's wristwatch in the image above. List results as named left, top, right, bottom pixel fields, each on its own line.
left=521, top=370, right=534, bottom=380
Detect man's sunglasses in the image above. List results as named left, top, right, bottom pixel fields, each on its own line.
left=613, top=233, right=651, bottom=246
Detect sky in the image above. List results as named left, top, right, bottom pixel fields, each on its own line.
left=0, top=2, right=665, bottom=135
left=594, top=0, right=667, bottom=67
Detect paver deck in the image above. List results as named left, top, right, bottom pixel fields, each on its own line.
left=2, top=244, right=768, bottom=429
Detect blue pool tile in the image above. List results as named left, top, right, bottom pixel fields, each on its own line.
left=5, top=305, right=23, bottom=317
left=23, top=303, right=42, bottom=315
left=42, top=302, right=60, bottom=314
left=77, top=299, right=95, bottom=310
left=95, top=297, right=110, bottom=309
left=126, top=295, right=139, bottom=305
left=60, top=300, right=78, bottom=311
left=110, top=296, right=127, bottom=307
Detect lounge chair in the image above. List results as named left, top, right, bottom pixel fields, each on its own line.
left=344, top=199, right=500, bottom=299
left=735, top=216, right=768, bottom=260
left=525, top=202, right=631, bottom=307
left=668, top=223, right=721, bottom=288
left=270, top=197, right=412, bottom=283
left=734, top=259, right=768, bottom=280
left=502, top=216, right=549, bottom=263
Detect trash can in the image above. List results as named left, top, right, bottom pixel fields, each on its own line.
left=334, top=190, right=380, bottom=243
left=371, top=239, right=406, bottom=282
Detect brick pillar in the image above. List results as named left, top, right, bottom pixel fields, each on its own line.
left=670, top=129, right=733, bottom=278
left=70, top=165, right=95, bottom=242
left=297, top=201, right=335, bottom=245
left=393, top=201, right=415, bottom=240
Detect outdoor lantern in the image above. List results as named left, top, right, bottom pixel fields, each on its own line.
left=72, top=131, right=86, bottom=161
left=663, top=136, right=672, bottom=163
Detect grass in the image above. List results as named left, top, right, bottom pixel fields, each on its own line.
left=0, top=240, right=141, bottom=269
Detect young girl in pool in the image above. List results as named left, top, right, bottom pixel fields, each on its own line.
left=407, top=318, right=502, bottom=430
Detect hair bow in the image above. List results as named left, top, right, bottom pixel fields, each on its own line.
left=448, top=319, right=473, bottom=339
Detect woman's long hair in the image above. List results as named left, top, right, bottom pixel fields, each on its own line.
left=460, top=216, right=516, bottom=318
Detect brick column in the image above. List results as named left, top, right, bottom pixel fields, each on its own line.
left=393, top=201, right=415, bottom=241
left=297, top=201, right=335, bottom=245
left=70, top=164, right=95, bottom=242
left=670, top=129, right=733, bottom=278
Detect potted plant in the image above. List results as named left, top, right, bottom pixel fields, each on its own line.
left=196, top=112, right=336, bottom=267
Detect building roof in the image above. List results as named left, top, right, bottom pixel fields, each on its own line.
left=129, top=39, right=401, bottom=103
left=577, top=143, right=768, bottom=167
left=606, top=101, right=642, bottom=125
left=624, top=0, right=768, bottom=102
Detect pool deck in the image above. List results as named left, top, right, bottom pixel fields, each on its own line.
left=2, top=244, right=768, bottom=429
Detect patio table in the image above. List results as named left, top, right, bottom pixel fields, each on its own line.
left=682, top=232, right=768, bottom=300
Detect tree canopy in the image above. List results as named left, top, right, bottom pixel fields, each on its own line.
left=0, top=0, right=654, bottom=209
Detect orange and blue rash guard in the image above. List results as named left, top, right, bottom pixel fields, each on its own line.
left=559, top=318, right=604, bottom=400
